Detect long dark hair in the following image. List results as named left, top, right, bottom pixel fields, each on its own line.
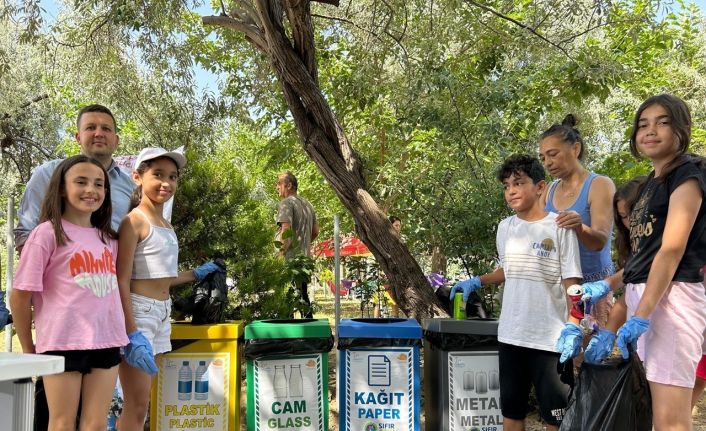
left=540, top=114, right=585, bottom=160
left=39, top=155, right=116, bottom=246
left=629, top=94, right=699, bottom=182
left=613, top=176, right=647, bottom=268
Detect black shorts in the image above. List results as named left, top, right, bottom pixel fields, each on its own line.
left=498, top=342, right=572, bottom=426
left=41, top=347, right=121, bottom=375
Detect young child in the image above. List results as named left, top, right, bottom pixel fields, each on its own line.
left=450, top=154, right=582, bottom=431
left=581, top=177, right=647, bottom=364
left=580, top=94, right=706, bottom=430
left=116, top=147, right=222, bottom=430
left=10, top=155, right=128, bottom=430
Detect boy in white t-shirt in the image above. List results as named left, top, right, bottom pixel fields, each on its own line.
left=450, top=154, right=583, bottom=431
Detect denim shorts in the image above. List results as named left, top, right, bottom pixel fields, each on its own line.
left=131, top=293, right=172, bottom=355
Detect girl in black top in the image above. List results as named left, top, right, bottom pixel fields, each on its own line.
left=586, top=94, right=706, bottom=430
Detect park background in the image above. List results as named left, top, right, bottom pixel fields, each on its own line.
left=2, top=0, right=706, bottom=326
left=4, top=1, right=706, bottom=429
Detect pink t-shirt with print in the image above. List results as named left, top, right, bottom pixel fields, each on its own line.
left=14, top=220, right=128, bottom=353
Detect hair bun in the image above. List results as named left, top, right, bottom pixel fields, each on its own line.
left=561, top=114, right=579, bottom=128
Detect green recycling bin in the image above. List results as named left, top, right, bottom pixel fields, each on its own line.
left=423, top=318, right=502, bottom=431
left=245, top=318, right=334, bottom=431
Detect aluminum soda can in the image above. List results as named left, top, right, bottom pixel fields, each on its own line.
left=567, top=284, right=583, bottom=303
left=453, top=292, right=466, bottom=320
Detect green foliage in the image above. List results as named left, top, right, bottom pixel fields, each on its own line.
left=3, top=0, right=706, bottom=308
left=172, top=145, right=300, bottom=322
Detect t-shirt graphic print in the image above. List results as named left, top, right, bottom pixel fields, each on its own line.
left=69, top=247, right=119, bottom=298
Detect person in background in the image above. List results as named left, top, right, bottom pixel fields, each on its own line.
left=579, top=94, right=706, bottom=430
left=276, top=171, right=319, bottom=317
left=11, top=155, right=128, bottom=431
left=580, top=176, right=647, bottom=366
left=539, top=114, right=616, bottom=327
left=389, top=215, right=402, bottom=236
left=450, top=154, right=582, bottom=431
left=116, top=147, right=222, bottom=431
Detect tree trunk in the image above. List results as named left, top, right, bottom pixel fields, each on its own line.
left=203, top=0, right=446, bottom=318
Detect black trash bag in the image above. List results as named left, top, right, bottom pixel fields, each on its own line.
left=244, top=336, right=335, bottom=360
left=559, top=353, right=652, bottom=431
left=173, top=259, right=228, bottom=324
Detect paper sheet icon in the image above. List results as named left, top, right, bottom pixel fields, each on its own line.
left=368, top=355, right=391, bottom=386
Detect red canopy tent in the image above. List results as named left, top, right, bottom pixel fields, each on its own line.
left=314, top=235, right=372, bottom=257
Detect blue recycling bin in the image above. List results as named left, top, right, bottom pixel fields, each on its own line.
left=338, top=318, right=422, bottom=431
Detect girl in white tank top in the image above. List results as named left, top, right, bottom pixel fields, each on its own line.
left=116, top=147, right=223, bottom=430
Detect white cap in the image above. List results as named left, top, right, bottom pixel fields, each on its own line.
left=134, top=147, right=186, bottom=170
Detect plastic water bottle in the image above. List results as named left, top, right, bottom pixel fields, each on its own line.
left=178, top=361, right=193, bottom=401
left=195, top=361, right=209, bottom=400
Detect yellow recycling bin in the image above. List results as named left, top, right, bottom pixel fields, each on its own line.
left=151, top=321, right=243, bottom=431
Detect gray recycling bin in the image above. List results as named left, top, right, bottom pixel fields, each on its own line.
left=423, top=318, right=502, bottom=431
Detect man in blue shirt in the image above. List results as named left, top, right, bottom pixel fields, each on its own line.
left=13, top=104, right=140, bottom=431
left=14, top=104, right=135, bottom=251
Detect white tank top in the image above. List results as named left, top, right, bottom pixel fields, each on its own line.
left=131, top=208, right=179, bottom=279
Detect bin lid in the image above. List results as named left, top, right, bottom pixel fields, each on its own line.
left=244, top=318, right=332, bottom=340
left=171, top=321, right=244, bottom=340
left=422, top=318, right=498, bottom=336
left=338, top=318, right=422, bottom=339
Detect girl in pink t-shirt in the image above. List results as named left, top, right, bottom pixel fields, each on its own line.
left=11, top=155, right=128, bottom=430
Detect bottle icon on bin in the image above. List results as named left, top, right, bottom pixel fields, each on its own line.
left=195, top=361, right=209, bottom=400
left=289, top=365, right=303, bottom=397
left=274, top=365, right=287, bottom=398
left=178, top=361, right=193, bottom=401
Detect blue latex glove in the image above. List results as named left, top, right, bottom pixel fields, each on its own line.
left=556, top=322, right=583, bottom=363
left=616, top=316, right=650, bottom=359
left=0, top=290, right=8, bottom=328
left=124, top=331, right=158, bottom=375
left=580, top=280, right=611, bottom=305
left=193, top=260, right=225, bottom=282
left=448, top=276, right=482, bottom=302
left=584, top=328, right=617, bottom=364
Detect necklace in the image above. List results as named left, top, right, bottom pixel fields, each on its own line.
left=561, top=181, right=577, bottom=198
left=560, top=172, right=587, bottom=198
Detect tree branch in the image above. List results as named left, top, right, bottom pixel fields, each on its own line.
left=311, top=13, right=409, bottom=64
left=464, top=0, right=576, bottom=62
left=557, top=19, right=635, bottom=45
left=202, top=15, right=267, bottom=52
left=284, top=0, right=318, bottom=82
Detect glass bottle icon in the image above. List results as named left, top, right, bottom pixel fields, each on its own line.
left=289, top=365, right=303, bottom=397
left=274, top=365, right=287, bottom=398
left=195, top=361, right=209, bottom=400
left=178, top=361, right=193, bottom=401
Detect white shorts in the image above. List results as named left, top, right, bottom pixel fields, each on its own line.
left=625, top=281, right=706, bottom=388
left=131, top=293, right=172, bottom=355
